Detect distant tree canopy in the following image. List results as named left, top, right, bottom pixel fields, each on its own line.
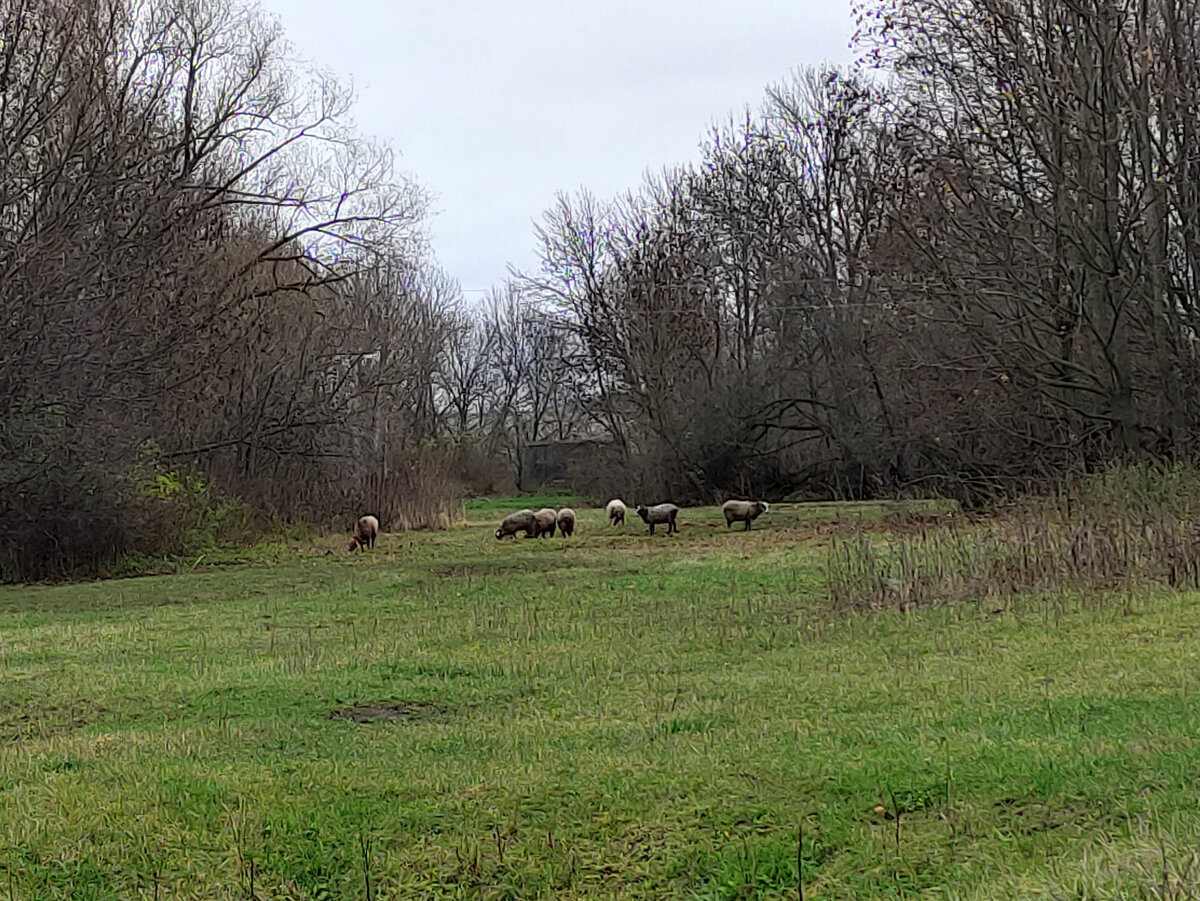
left=479, top=0, right=1200, bottom=505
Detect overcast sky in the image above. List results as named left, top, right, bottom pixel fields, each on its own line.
left=255, top=1, right=857, bottom=296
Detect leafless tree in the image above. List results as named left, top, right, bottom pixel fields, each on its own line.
left=0, top=0, right=439, bottom=578
left=437, top=306, right=499, bottom=435
left=439, top=0, right=1200, bottom=507
left=857, top=0, right=1200, bottom=461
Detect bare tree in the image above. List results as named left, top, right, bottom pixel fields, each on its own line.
left=0, top=0, right=439, bottom=578
left=857, top=0, right=1200, bottom=462
left=437, top=305, right=499, bottom=435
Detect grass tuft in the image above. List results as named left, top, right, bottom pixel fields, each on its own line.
left=827, top=461, right=1200, bottom=613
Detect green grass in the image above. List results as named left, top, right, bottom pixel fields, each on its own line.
left=0, top=499, right=1198, bottom=898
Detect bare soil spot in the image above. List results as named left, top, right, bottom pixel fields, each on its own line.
left=426, top=557, right=589, bottom=579
left=328, top=701, right=448, bottom=724
left=0, top=700, right=106, bottom=742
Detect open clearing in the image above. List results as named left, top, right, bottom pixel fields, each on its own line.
left=2, top=499, right=1199, bottom=899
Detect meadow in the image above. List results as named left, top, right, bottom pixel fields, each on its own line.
left=1, top=496, right=1199, bottom=899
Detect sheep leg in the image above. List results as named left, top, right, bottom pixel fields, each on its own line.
left=744, top=520, right=751, bottom=531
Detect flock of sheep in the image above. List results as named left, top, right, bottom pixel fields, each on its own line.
left=345, top=498, right=770, bottom=551
left=494, top=497, right=770, bottom=540
left=495, top=505, right=576, bottom=539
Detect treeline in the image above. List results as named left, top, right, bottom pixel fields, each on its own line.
left=0, top=0, right=462, bottom=579
left=455, top=0, right=1200, bottom=506
left=8, top=0, right=1200, bottom=580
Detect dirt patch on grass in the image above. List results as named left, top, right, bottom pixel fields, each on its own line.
left=425, top=556, right=591, bottom=580
left=328, top=701, right=448, bottom=724
left=0, top=700, right=107, bottom=742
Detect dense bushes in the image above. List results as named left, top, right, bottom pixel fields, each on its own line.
left=826, top=462, right=1200, bottom=614
left=0, top=0, right=456, bottom=581
left=0, top=446, right=250, bottom=581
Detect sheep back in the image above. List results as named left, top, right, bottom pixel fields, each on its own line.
left=533, top=508, right=558, bottom=538
left=722, top=500, right=769, bottom=529
left=635, top=503, right=680, bottom=534
left=350, top=514, right=380, bottom=551
left=496, top=508, right=537, bottom=539
left=636, top=503, right=679, bottom=524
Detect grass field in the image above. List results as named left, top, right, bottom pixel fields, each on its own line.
left=2, top=498, right=1200, bottom=899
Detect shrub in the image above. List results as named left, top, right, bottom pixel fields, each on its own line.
left=353, top=440, right=464, bottom=533
left=0, top=441, right=257, bottom=583
left=826, top=461, right=1200, bottom=613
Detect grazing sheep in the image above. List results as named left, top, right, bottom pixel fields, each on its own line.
left=605, top=498, right=627, bottom=527
left=348, top=515, right=379, bottom=552
left=533, top=508, right=558, bottom=538
left=556, top=507, right=576, bottom=538
left=635, top=502, right=679, bottom=536
left=496, top=508, right=537, bottom=539
left=722, top=499, right=770, bottom=531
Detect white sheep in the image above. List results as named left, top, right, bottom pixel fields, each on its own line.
left=533, top=508, right=558, bottom=538
left=606, top=498, right=627, bottom=527
left=722, top=499, right=770, bottom=531
left=635, top=503, right=679, bottom=536
left=348, top=515, right=379, bottom=552
left=556, top=508, right=576, bottom=538
left=496, top=509, right=537, bottom=539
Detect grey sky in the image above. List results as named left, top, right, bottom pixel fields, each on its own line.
left=255, top=2, right=857, bottom=295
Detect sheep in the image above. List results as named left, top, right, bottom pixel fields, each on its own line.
left=635, top=502, right=679, bottom=536
left=496, top=508, right=537, bottom=539
left=605, top=498, right=627, bottom=527
left=533, top=507, right=558, bottom=538
left=556, top=507, right=576, bottom=538
left=348, top=514, right=379, bottom=552
left=722, top=499, right=770, bottom=531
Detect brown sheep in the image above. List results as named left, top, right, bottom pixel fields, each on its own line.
left=496, top=509, right=537, bottom=539
left=606, top=498, right=626, bottom=527
left=635, top=502, right=679, bottom=536
left=722, top=499, right=770, bottom=531
left=533, top=508, right=558, bottom=538
left=348, top=515, right=379, bottom=552
left=556, top=507, right=576, bottom=538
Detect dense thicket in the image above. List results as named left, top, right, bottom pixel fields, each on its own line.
left=0, top=0, right=454, bottom=578
left=464, top=0, right=1200, bottom=504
